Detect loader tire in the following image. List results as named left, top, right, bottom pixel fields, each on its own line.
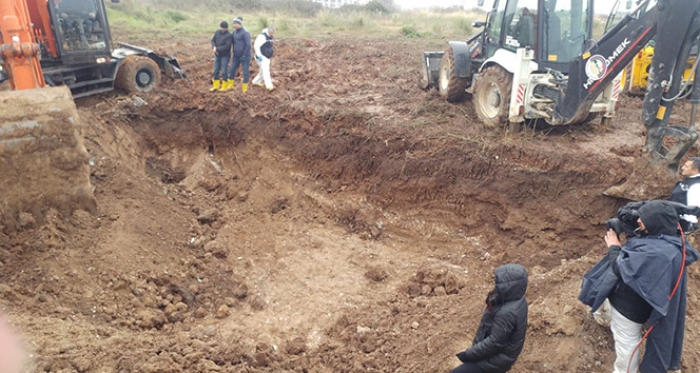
left=473, top=65, right=513, bottom=127
left=438, top=47, right=469, bottom=103
left=115, top=56, right=161, bottom=93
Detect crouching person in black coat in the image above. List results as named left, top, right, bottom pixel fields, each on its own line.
left=452, top=264, right=528, bottom=373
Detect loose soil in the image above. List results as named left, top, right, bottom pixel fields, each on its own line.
left=2, top=32, right=700, bottom=373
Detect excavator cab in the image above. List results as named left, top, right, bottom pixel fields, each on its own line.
left=48, top=0, right=112, bottom=63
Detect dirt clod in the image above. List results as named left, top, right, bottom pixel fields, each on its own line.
left=234, top=283, right=248, bottom=299
left=434, top=286, right=447, bottom=297
left=270, top=197, right=289, bottom=214
left=285, top=337, right=307, bottom=355
left=215, top=305, right=231, bottom=319
left=445, top=273, right=460, bottom=295
left=364, top=266, right=388, bottom=282
left=197, top=209, right=220, bottom=224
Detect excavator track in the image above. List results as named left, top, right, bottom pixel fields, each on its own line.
left=0, top=86, right=96, bottom=231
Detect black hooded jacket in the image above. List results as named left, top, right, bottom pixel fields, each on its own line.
left=608, top=201, right=680, bottom=323
left=459, top=264, right=528, bottom=373
left=211, top=29, right=233, bottom=57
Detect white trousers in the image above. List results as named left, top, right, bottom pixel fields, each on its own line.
left=611, top=305, right=644, bottom=373
left=253, top=57, right=273, bottom=89
left=594, top=299, right=613, bottom=327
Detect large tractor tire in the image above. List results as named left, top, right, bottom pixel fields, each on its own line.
left=438, top=47, right=469, bottom=103
left=115, top=56, right=161, bottom=93
left=473, top=65, right=513, bottom=127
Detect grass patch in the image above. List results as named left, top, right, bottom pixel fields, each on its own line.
left=106, top=2, right=485, bottom=41
left=401, top=26, right=423, bottom=38
left=257, top=16, right=270, bottom=30
left=166, top=11, right=188, bottom=23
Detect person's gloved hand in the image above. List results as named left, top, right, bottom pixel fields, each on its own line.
left=256, top=55, right=263, bottom=62
left=456, top=351, right=470, bottom=363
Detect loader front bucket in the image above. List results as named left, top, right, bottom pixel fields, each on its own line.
left=421, top=51, right=444, bottom=90
left=0, top=86, right=96, bottom=232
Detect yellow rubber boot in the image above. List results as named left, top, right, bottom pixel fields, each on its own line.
left=242, top=83, right=249, bottom=93
left=222, top=80, right=234, bottom=91
left=210, top=80, right=221, bottom=92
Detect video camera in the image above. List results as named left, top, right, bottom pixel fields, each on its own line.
left=605, top=200, right=700, bottom=236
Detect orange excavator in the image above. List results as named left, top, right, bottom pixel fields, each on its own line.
left=0, top=0, right=185, bottom=231
left=1, top=0, right=185, bottom=97
left=0, top=0, right=93, bottom=231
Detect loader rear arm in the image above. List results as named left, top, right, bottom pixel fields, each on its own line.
left=553, top=0, right=700, bottom=170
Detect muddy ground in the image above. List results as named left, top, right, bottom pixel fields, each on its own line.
left=2, top=31, right=700, bottom=373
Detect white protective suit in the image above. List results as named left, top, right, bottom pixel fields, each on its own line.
left=253, top=28, right=274, bottom=90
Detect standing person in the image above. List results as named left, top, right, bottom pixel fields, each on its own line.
left=580, top=201, right=698, bottom=373
left=669, top=157, right=700, bottom=232
left=226, top=17, right=252, bottom=93
left=452, top=264, right=528, bottom=373
left=253, top=25, right=275, bottom=91
left=210, top=21, right=232, bottom=92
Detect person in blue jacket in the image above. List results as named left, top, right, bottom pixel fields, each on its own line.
left=224, top=16, right=251, bottom=93
left=580, top=200, right=698, bottom=373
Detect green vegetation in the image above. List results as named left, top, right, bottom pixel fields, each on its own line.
left=106, top=0, right=483, bottom=41
left=401, top=26, right=423, bottom=38
left=165, top=11, right=188, bottom=24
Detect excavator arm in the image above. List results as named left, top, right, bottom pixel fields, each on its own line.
left=539, top=0, right=700, bottom=200
left=0, top=0, right=95, bottom=231
left=551, top=0, right=700, bottom=131
left=0, top=0, right=46, bottom=90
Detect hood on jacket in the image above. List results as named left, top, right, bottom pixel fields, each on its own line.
left=638, top=200, right=680, bottom=237
left=262, top=28, right=273, bottom=38
left=494, top=264, right=528, bottom=303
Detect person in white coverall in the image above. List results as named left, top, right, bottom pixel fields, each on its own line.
left=253, top=26, right=275, bottom=91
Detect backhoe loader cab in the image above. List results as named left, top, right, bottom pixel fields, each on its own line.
left=422, top=0, right=620, bottom=127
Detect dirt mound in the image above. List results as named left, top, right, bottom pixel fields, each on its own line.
left=2, top=35, right=699, bottom=373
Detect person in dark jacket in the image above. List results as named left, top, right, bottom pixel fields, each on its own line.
left=453, top=264, right=528, bottom=373
left=224, top=17, right=252, bottom=93
left=580, top=200, right=699, bottom=373
left=210, top=21, right=232, bottom=92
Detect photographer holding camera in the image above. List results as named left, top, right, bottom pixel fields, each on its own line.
left=580, top=201, right=699, bottom=373
left=669, top=157, right=700, bottom=232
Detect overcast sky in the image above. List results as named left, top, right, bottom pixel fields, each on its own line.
left=395, top=0, right=616, bottom=14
